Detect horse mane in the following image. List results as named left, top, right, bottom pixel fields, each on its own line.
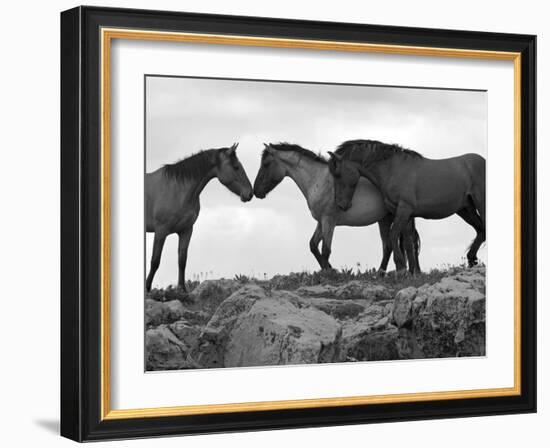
left=265, top=142, right=327, bottom=164
left=335, top=139, right=423, bottom=166
left=162, top=148, right=219, bottom=183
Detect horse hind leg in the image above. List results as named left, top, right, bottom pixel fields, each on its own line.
left=377, top=215, right=393, bottom=276
left=470, top=186, right=486, bottom=266
left=402, top=219, right=420, bottom=275
left=146, top=230, right=168, bottom=292
left=471, top=189, right=486, bottom=229
left=397, top=219, right=418, bottom=275
left=457, top=206, right=485, bottom=267
left=390, top=204, right=413, bottom=273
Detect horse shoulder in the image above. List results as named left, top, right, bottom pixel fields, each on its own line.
left=383, top=160, right=417, bottom=202
left=189, top=199, right=201, bottom=221
left=306, top=173, right=334, bottom=220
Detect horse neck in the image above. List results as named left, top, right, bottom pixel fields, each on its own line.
left=192, top=169, right=217, bottom=199
left=279, top=152, right=328, bottom=201
left=354, top=157, right=386, bottom=191
left=168, top=165, right=217, bottom=201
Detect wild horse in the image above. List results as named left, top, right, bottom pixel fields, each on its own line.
left=328, top=139, right=485, bottom=272
left=145, top=143, right=253, bottom=291
left=253, top=143, right=420, bottom=273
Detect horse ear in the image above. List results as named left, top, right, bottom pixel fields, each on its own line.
left=328, top=151, right=342, bottom=161
left=263, top=143, right=274, bottom=154
left=226, top=143, right=237, bottom=156
left=328, top=151, right=342, bottom=175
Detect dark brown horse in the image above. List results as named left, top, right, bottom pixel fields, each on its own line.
left=145, top=143, right=253, bottom=291
left=328, top=139, right=485, bottom=272
left=253, top=143, right=420, bottom=274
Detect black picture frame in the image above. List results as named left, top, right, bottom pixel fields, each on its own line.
left=61, top=5, right=536, bottom=442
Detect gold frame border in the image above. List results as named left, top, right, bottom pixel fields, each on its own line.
left=100, top=28, right=522, bottom=421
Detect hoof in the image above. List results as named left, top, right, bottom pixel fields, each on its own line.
left=377, top=269, right=387, bottom=278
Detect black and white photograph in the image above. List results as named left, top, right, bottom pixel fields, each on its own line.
left=144, top=75, right=487, bottom=371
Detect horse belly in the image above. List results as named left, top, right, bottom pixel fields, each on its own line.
left=336, top=206, right=385, bottom=226
left=416, top=198, right=462, bottom=220
left=336, top=184, right=386, bottom=226
left=414, top=168, right=469, bottom=219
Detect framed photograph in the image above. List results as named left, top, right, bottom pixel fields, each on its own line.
left=60, top=6, right=536, bottom=441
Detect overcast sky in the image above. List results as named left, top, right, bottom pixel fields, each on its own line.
left=146, top=76, right=487, bottom=288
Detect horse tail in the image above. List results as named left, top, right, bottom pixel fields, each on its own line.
left=411, top=218, right=421, bottom=272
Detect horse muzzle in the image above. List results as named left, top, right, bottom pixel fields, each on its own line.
left=241, top=190, right=254, bottom=202
left=253, top=188, right=266, bottom=199
left=337, top=201, right=352, bottom=211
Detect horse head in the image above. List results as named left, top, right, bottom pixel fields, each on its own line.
left=328, top=151, right=359, bottom=211
left=216, top=143, right=253, bottom=202
left=253, top=143, right=286, bottom=199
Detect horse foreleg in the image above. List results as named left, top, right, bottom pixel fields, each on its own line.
left=457, top=206, right=484, bottom=267
left=309, top=222, right=325, bottom=269
left=402, top=219, right=418, bottom=274
left=146, top=230, right=167, bottom=292
left=377, top=215, right=393, bottom=276
left=320, top=217, right=335, bottom=270
left=177, top=226, right=194, bottom=291
left=390, top=205, right=413, bottom=273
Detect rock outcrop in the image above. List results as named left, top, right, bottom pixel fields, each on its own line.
left=195, top=286, right=342, bottom=368
left=391, top=267, right=486, bottom=358
left=145, top=267, right=486, bottom=370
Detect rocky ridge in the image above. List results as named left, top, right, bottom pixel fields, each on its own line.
left=145, top=267, right=486, bottom=370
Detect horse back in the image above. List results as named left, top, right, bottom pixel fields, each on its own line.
left=414, top=153, right=485, bottom=186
